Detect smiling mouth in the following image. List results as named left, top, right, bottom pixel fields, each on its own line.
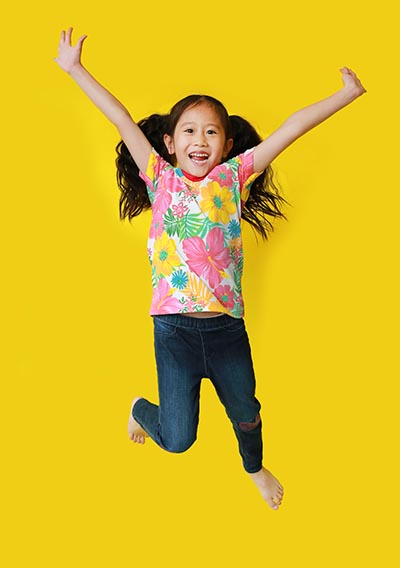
left=189, top=152, right=209, bottom=163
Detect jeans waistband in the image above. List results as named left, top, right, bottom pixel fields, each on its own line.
left=152, top=313, right=242, bottom=331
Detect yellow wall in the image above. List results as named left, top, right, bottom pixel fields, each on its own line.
left=2, top=1, right=399, bottom=566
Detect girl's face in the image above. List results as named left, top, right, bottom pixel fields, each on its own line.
left=163, top=103, right=233, bottom=176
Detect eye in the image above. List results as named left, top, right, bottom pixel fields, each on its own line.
left=207, top=129, right=217, bottom=135
left=184, top=128, right=194, bottom=133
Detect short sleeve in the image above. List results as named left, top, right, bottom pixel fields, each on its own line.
left=139, top=149, right=167, bottom=200
left=235, top=148, right=263, bottom=204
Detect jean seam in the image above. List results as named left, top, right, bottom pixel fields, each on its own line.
left=198, top=330, right=209, bottom=377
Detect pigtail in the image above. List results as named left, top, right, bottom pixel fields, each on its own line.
left=228, top=115, right=287, bottom=240
left=115, top=100, right=287, bottom=238
left=116, top=114, right=171, bottom=221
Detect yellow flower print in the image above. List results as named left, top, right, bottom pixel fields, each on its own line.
left=146, top=151, right=158, bottom=179
left=182, top=274, right=228, bottom=314
left=182, top=273, right=214, bottom=306
left=199, top=181, right=236, bottom=224
left=153, top=231, right=181, bottom=276
left=241, top=172, right=259, bottom=203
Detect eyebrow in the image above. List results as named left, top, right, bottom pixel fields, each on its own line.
left=180, top=122, right=221, bottom=128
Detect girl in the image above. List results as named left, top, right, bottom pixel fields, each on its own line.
left=55, top=27, right=366, bottom=511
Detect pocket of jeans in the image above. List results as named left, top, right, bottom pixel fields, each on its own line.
left=153, top=318, right=177, bottom=336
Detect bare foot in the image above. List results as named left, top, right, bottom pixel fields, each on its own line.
left=128, top=397, right=148, bottom=444
left=248, top=467, right=284, bottom=510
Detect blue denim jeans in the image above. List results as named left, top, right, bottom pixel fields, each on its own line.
left=132, top=314, right=263, bottom=473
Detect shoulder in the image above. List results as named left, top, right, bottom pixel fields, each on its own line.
left=224, top=148, right=256, bottom=177
left=140, top=148, right=176, bottom=186
left=222, top=148, right=258, bottom=187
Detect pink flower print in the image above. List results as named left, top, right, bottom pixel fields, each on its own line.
left=160, top=167, right=181, bottom=192
left=214, top=284, right=235, bottom=310
left=151, top=278, right=183, bottom=314
left=153, top=168, right=182, bottom=214
left=149, top=210, right=164, bottom=239
left=184, top=297, right=197, bottom=311
left=208, top=165, right=233, bottom=188
left=183, top=184, right=200, bottom=200
left=182, top=228, right=230, bottom=288
left=172, top=202, right=188, bottom=219
left=153, top=185, right=172, bottom=215
left=184, top=296, right=207, bottom=311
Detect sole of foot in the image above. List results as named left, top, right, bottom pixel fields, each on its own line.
left=128, top=397, right=148, bottom=444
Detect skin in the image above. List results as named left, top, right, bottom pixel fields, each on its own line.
left=128, top=398, right=284, bottom=510
left=163, top=104, right=233, bottom=177
left=128, top=397, right=148, bottom=444
left=55, top=28, right=366, bottom=178
left=56, top=27, right=366, bottom=510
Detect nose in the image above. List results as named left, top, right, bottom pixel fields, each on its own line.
left=194, top=131, right=207, bottom=146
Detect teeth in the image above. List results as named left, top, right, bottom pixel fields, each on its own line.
left=189, top=153, right=208, bottom=159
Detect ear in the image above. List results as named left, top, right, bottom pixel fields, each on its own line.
left=163, top=133, right=175, bottom=155
left=224, top=138, right=233, bottom=157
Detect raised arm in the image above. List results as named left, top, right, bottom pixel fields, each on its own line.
left=253, top=67, right=367, bottom=172
left=55, top=28, right=151, bottom=173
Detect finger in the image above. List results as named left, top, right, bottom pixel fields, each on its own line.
left=346, top=67, right=357, bottom=78
left=60, top=30, right=65, bottom=44
left=66, top=27, right=73, bottom=45
left=76, top=34, right=88, bottom=48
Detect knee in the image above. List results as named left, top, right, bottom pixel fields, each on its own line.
left=163, top=435, right=196, bottom=454
left=237, top=413, right=261, bottom=433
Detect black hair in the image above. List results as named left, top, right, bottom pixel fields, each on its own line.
left=116, top=94, right=287, bottom=239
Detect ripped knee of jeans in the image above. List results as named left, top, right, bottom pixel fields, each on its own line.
left=238, top=413, right=261, bottom=432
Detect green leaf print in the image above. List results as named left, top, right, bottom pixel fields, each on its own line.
left=198, top=218, right=229, bottom=245
left=164, top=210, right=204, bottom=240
left=231, top=301, right=243, bottom=318
left=177, top=212, right=204, bottom=240
left=164, top=209, right=180, bottom=238
left=199, top=217, right=214, bottom=239
left=151, top=266, right=161, bottom=288
left=233, top=265, right=242, bottom=291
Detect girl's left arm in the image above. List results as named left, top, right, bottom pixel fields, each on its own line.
left=253, top=67, right=366, bottom=172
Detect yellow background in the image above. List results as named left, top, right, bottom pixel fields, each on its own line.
left=2, top=1, right=399, bottom=566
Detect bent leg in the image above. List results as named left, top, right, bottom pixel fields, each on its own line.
left=132, top=317, right=203, bottom=453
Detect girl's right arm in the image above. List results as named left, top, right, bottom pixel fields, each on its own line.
left=55, top=28, right=151, bottom=173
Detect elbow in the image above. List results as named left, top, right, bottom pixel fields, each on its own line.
left=112, top=108, right=133, bottom=129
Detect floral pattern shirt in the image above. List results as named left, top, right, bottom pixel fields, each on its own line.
left=139, top=148, right=261, bottom=318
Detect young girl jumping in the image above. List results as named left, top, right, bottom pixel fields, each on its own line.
left=55, top=27, right=366, bottom=511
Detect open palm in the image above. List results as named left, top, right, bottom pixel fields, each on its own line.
left=55, top=27, right=87, bottom=73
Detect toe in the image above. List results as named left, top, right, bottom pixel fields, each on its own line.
left=267, top=498, right=279, bottom=510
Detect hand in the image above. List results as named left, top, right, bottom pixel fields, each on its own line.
left=339, top=66, right=367, bottom=98
left=54, top=27, right=87, bottom=74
